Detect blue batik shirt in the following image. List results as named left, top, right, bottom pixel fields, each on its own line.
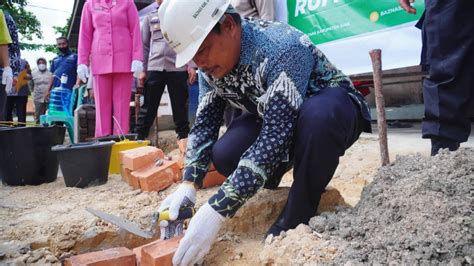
left=183, top=18, right=371, bottom=218
left=50, top=51, right=78, bottom=89
left=0, top=11, right=20, bottom=77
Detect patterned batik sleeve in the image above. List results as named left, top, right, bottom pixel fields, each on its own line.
left=5, top=12, right=20, bottom=76
left=208, top=44, right=314, bottom=218
left=182, top=73, right=227, bottom=187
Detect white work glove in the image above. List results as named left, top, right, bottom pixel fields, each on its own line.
left=130, top=60, right=143, bottom=78
left=173, top=203, right=225, bottom=265
left=77, top=64, right=89, bottom=83
left=2, top=66, right=13, bottom=93
left=158, top=182, right=196, bottom=240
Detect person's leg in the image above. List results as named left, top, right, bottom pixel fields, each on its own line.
left=0, top=84, right=6, bottom=122
left=135, top=71, right=166, bottom=140
left=5, top=96, right=14, bottom=122
left=211, top=111, right=290, bottom=189
left=267, top=87, right=363, bottom=236
left=421, top=0, right=474, bottom=155
left=223, top=105, right=242, bottom=127
left=38, top=102, right=47, bottom=124
left=93, top=74, right=113, bottom=137
left=40, top=102, right=48, bottom=117
left=16, top=96, right=27, bottom=124
left=34, top=101, right=41, bottom=124
left=167, top=71, right=190, bottom=140
left=111, top=72, right=133, bottom=135
left=211, top=113, right=262, bottom=176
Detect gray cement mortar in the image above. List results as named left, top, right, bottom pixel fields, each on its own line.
left=309, top=148, right=473, bottom=264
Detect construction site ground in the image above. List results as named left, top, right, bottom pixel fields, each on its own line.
left=0, top=122, right=473, bottom=265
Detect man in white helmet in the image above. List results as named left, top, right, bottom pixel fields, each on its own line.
left=158, top=1, right=371, bottom=264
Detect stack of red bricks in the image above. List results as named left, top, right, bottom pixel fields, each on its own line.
left=64, top=236, right=183, bottom=266
left=120, top=141, right=226, bottom=192
left=120, top=146, right=179, bottom=192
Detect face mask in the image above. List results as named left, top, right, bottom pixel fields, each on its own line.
left=59, top=47, right=70, bottom=54
left=38, top=64, right=46, bottom=71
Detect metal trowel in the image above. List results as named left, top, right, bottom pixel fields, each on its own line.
left=86, top=207, right=195, bottom=239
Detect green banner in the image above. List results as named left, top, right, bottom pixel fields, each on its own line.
left=288, top=0, right=425, bottom=44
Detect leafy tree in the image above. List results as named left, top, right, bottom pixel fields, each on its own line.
left=1, top=1, right=73, bottom=53
left=46, top=16, right=73, bottom=53
left=53, top=16, right=71, bottom=38
left=0, top=0, right=42, bottom=41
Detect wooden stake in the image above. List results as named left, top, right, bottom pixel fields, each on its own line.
left=369, top=49, right=390, bottom=166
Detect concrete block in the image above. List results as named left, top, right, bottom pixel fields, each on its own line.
left=141, top=236, right=182, bottom=266
left=121, top=146, right=165, bottom=171
left=133, top=161, right=180, bottom=192
left=202, top=171, right=226, bottom=188
left=64, top=247, right=135, bottom=266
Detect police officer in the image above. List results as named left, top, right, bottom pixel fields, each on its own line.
left=135, top=0, right=195, bottom=141
left=399, top=0, right=474, bottom=155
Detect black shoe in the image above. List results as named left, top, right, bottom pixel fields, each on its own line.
left=265, top=217, right=289, bottom=238
left=263, top=176, right=282, bottom=189
left=431, top=137, right=460, bottom=156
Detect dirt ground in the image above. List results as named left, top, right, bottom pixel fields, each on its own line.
left=0, top=123, right=473, bottom=265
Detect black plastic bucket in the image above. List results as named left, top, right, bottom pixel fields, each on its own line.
left=52, top=141, right=114, bottom=188
left=95, top=133, right=138, bottom=142
left=0, top=125, right=66, bottom=186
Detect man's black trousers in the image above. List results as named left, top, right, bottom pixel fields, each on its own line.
left=421, top=0, right=474, bottom=142
left=6, top=96, right=28, bottom=125
left=210, top=87, right=365, bottom=234
left=135, top=71, right=190, bottom=140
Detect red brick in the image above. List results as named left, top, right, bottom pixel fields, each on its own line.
left=121, top=146, right=165, bottom=171
left=173, top=162, right=183, bottom=183
left=203, top=171, right=226, bottom=188
left=133, top=239, right=163, bottom=266
left=133, top=161, right=181, bottom=192
left=176, top=156, right=184, bottom=170
left=120, top=163, right=130, bottom=184
left=177, top=138, right=187, bottom=155
left=120, top=158, right=141, bottom=189
left=64, top=247, right=135, bottom=266
left=208, top=163, right=215, bottom=172
left=141, top=236, right=182, bottom=266
left=128, top=169, right=141, bottom=189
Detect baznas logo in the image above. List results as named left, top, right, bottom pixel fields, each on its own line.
left=295, top=0, right=340, bottom=17
left=369, top=11, right=379, bottom=22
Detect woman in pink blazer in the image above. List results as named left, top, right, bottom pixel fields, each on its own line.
left=77, top=0, right=143, bottom=137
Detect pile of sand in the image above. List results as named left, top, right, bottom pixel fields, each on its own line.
left=262, top=149, right=473, bottom=264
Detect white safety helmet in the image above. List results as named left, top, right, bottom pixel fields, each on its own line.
left=158, top=0, right=231, bottom=68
